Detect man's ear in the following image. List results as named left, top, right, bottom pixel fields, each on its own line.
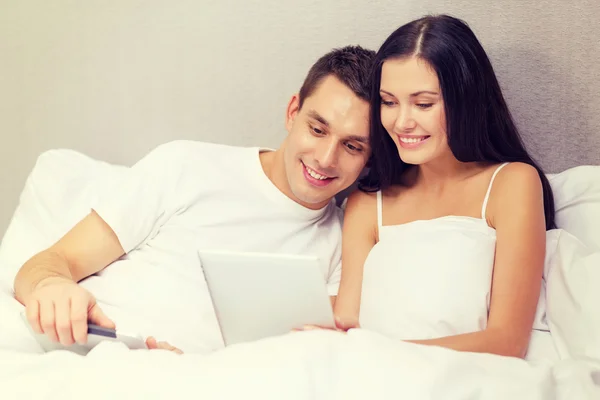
left=285, top=93, right=301, bottom=133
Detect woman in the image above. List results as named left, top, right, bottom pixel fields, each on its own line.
left=332, top=14, right=555, bottom=358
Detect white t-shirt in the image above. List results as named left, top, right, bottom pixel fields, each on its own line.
left=82, top=140, right=343, bottom=353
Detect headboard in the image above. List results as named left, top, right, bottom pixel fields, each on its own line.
left=464, top=1, right=600, bottom=173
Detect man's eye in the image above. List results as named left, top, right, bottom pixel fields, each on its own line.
left=311, top=126, right=324, bottom=135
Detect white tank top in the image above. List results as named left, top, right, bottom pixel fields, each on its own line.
left=359, top=163, right=509, bottom=340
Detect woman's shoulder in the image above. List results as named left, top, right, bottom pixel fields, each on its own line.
left=463, top=162, right=540, bottom=194
left=482, top=161, right=542, bottom=204
left=346, top=189, right=378, bottom=211
left=343, top=189, right=380, bottom=227
left=486, top=162, right=544, bottom=224
left=489, top=162, right=541, bottom=189
left=345, top=185, right=406, bottom=205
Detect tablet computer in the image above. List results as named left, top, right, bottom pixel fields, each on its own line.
left=198, top=250, right=335, bottom=346
left=20, top=312, right=147, bottom=355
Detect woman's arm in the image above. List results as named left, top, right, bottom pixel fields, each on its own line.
left=333, top=190, right=378, bottom=328
left=408, top=163, right=547, bottom=358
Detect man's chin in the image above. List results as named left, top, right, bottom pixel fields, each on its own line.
left=293, top=192, right=333, bottom=210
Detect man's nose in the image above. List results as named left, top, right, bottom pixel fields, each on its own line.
left=315, top=138, right=338, bottom=170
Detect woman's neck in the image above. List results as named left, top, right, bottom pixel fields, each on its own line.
left=413, top=153, right=484, bottom=192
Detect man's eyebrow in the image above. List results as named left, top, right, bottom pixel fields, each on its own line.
left=380, top=89, right=439, bottom=97
left=346, top=135, right=370, bottom=144
left=307, top=110, right=329, bottom=127
left=307, top=109, right=369, bottom=144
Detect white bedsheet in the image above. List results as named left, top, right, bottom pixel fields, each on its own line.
left=1, top=289, right=598, bottom=400
left=2, top=227, right=600, bottom=399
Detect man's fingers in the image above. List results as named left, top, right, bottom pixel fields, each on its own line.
left=302, top=325, right=322, bottom=331
left=158, top=341, right=174, bottom=350
left=26, top=300, right=42, bottom=334
left=71, top=296, right=89, bottom=344
left=39, top=300, right=59, bottom=342
left=158, top=341, right=183, bottom=354
left=302, top=325, right=339, bottom=331
left=55, top=298, right=75, bottom=346
left=291, top=325, right=325, bottom=332
left=146, top=337, right=182, bottom=354
left=293, top=324, right=348, bottom=334
left=146, top=336, right=158, bottom=349
left=88, top=303, right=115, bottom=329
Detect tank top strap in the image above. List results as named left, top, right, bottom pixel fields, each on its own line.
left=377, top=190, right=383, bottom=231
left=481, top=163, right=510, bottom=220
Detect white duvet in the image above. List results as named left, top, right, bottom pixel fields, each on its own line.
left=0, top=304, right=597, bottom=399
left=1, top=228, right=600, bottom=399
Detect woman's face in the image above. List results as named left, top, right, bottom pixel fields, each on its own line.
left=379, top=57, right=450, bottom=166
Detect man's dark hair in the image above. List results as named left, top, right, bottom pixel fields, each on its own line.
left=298, top=45, right=376, bottom=109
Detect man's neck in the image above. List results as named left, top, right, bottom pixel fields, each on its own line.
left=258, top=148, right=279, bottom=186
left=259, top=148, right=329, bottom=211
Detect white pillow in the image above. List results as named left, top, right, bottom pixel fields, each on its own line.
left=0, top=149, right=126, bottom=290
left=545, top=229, right=600, bottom=361
left=549, top=165, right=600, bottom=252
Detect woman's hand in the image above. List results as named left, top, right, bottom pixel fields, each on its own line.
left=146, top=336, right=183, bottom=354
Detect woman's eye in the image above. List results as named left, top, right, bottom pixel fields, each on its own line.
left=416, top=103, right=433, bottom=109
left=381, top=100, right=395, bottom=106
left=345, top=143, right=362, bottom=152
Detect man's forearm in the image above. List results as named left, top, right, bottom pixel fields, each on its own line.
left=13, top=250, right=74, bottom=305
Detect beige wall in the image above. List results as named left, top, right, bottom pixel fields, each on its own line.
left=1, top=0, right=599, bottom=236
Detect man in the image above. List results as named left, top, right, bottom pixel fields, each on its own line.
left=13, top=45, right=374, bottom=353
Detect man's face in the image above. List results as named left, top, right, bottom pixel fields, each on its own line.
left=282, top=75, right=371, bottom=209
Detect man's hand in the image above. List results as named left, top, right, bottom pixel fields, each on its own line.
left=294, top=316, right=361, bottom=333
left=25, top=277, right=115, bottom=346
left=146, top=336, right=183, bottom=354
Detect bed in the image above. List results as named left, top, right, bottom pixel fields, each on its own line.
left=1, top=138, right=599, bottom=400
left=2, top=9, right=600, bottom=400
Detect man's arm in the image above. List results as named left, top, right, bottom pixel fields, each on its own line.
left=14, top=210, right=125, bottom=345
left=14, top=210, right=124, bottom=304
left=14, top=141, right=192, bottom=346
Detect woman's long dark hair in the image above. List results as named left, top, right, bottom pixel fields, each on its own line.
left=360, top=14, right=556, bottom=229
